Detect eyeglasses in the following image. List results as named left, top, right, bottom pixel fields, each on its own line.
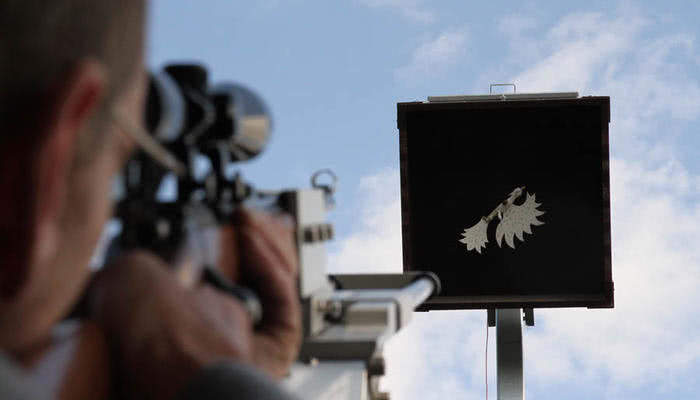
left=111, top=108, right=186, bottom=176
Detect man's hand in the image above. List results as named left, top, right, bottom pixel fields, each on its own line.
left=220, top=209, right=302, bottom=378
left=88, top=251, right=255, bottom=399
left=87, top=209, right=301, bottom=399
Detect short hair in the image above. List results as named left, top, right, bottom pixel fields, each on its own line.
left=0, top=0, right=146, bottom=139
left=0, top=0, right=146, bottom=298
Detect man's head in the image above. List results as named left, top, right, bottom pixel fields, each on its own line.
left=0, top=0, right=147, bottom=352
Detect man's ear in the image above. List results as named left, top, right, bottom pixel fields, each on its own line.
left=27, top=60, right=108, bottom=290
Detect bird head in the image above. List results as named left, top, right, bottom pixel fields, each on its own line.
left=508, top=186, right=526, bottom=199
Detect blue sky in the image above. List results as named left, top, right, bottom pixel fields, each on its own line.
left=148, top=1, right=700, bottom=399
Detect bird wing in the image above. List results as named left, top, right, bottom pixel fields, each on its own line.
left=459, top=218, right=489, bottom=254
left=495, top=193, right=545, bottom=249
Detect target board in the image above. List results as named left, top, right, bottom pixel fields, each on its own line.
left=398, top=95, right=613, bottom=310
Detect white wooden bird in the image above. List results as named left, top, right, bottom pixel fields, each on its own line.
left=458, top=186, right=545, bottom=254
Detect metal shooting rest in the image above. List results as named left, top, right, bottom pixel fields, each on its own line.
left=280, top=181, right=442, bottom=400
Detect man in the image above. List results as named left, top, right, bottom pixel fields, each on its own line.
left=0, top=1, right=301, bottom=399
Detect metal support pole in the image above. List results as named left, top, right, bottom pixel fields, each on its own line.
left=496, top=309, right=524, bottom=400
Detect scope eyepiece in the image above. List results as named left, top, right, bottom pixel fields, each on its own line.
left=144, top=63, right=273, bottom=163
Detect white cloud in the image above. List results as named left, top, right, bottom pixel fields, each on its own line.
left=394, top=29, right=469, bottom=85
left=359, top=0, right=436, bottom=24
left=327, top=168, right=403, bottom=274
left=512, top=12, right=648, bottom=93
left=381, top=310, right=486, bottom=399
left=328, top=8, right=700, bottom=399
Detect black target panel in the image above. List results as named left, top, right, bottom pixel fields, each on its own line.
left=398, top=97, right=613, bottom=310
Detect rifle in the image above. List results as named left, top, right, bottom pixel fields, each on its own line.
left=109, top=62, right=441, bottom=400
